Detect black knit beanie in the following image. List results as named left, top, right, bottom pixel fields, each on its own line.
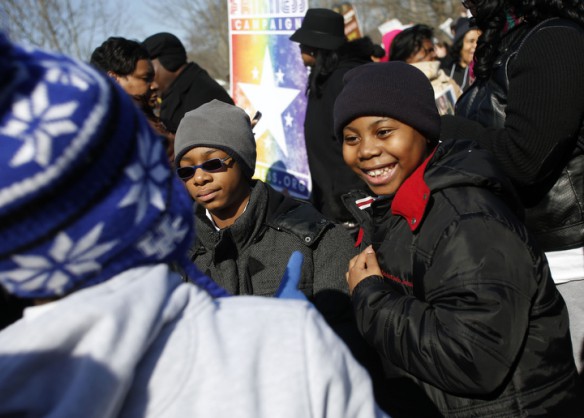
left=333, top=61, right=440, bottom=142
left=142, top=32, right=187, bottom=72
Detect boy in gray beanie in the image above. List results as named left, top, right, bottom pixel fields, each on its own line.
left=338, top=62, right=582, bottom=416
left=173, top=102, right=398, bottom=406
left=173, top=100, right=357, bottom=322
left=175, top=100, right=256, bottom=181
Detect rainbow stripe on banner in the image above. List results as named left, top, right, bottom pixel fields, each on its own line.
left=229, top=0, right=311, bottom=199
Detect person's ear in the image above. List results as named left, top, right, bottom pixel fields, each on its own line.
left=106, top=71, right=120, bottom=82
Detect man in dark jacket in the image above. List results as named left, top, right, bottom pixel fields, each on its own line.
left=143, top=32, right=234, bottom=133
left=337, top=62, right=583, bottom=417
left=290, top=9, right=371, bottom=229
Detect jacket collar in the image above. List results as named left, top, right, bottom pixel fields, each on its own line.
left=194, top=181, right=266, bottom=251
left=163, top=62, right=200, bottom=99
left=391, top=149, right=436, bottom=232
left=349, top=148, right=436, bottom=234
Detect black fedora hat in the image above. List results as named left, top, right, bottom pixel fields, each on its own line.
left=290, top=8, right=346, bottom=51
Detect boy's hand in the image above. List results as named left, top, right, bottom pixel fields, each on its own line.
left=346, top=245, right=382, bottom=294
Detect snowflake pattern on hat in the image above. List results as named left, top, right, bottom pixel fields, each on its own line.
left=0, top=52, right=109, bottom=212
left=3, top=224, right=118, bottom=294
left=4, top=82, right=79, bottom=167
left=0, top=35, right=228, bottom=299
left=118, top=122, right=169, bottom=224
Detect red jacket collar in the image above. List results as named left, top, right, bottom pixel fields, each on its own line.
left=391, top=149, right=436, bottom=232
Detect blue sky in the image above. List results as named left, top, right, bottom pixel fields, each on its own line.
left=110, top=0, right=187, bottom=43
left=0, top=0, right=188, bottom=60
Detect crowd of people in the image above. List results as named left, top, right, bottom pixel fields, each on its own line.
left=1, top=0, right=583, bottom=416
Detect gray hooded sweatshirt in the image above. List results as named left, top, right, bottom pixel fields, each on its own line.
left=0, top=264, right=386, bottom=418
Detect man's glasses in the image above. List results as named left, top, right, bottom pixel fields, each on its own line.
left=176, top=156, right=232, bottom=181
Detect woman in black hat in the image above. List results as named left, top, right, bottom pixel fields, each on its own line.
left=290, top=9, right=371, bottom=233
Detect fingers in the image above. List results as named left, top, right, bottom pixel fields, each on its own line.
left=353, top=245, right=376, bottom=270
left=346, top=254, right=357, bottom=283
left=362, top=245, right=379, bottom=270
left=348, top=253, right=359, bottom=270
left=346, top=246, right=378, bottom=286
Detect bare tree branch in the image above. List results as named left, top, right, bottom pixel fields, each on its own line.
left=0, top=0, right=124, bottom=60
left=3, top=0, right=466, bottom=79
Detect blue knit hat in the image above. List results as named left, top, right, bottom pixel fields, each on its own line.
left=0, top=33, right=227, bottom=299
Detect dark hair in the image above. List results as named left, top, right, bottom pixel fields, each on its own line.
left=389, top=24, right=434, bottom=62
left=90, top=37, right=150, bottom=76
left=306, top=48, right=341, bottom=97
left=449, top=36, right=465, bottom=67
left=358, top=36, right=386, bottom=59
left=371, top=44, right=386, bottom=59
left=306, top=37, right=377, bottom=97
left=472, top=0, right=584, bottom=80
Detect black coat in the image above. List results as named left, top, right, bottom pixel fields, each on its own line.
left=441, top=18, right=584, bottom=251
left=344, top=140, right=583, bottom=417
left=160, top=62, right=234, bottom=133
left=303, top=39, right=371, bottom=223
left=190, top=181, right=356, bottom=321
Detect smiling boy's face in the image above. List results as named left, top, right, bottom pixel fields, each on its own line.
left=179, top=146, right=250, bottom=227
left=342, top=116, right=429, bottom=196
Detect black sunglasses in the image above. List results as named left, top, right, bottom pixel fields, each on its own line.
left=176, top=156, right=232, bottom=180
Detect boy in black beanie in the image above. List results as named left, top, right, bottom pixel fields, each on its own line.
left=337, top=62, right=583, bottom=417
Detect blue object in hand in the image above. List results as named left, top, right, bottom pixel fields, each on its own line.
left=275, top=251, right=307, bottom=301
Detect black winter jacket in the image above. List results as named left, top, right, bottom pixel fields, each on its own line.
left=343, top=140, right=583, bottom=417
left=190, top=180, right=356, bottom=323
left=160, top=62, right=234, bottom=133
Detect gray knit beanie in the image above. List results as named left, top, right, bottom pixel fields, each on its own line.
left=174, top=100, right=257, bottom=179
left=333, top=61, right=441, bottom=143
